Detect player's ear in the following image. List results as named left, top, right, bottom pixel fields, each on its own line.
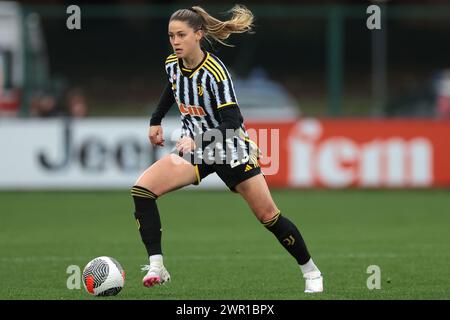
left=195, top=29, right=203, bottom=42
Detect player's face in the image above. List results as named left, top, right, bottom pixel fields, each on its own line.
left=168, top=20, right=202, bottom=58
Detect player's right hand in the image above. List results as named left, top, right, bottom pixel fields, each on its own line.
left=149, top=125, right=165, bottom=146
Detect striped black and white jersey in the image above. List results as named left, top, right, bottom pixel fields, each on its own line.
left=164, top=50, right=249, bottom=140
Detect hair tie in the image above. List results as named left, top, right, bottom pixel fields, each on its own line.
left=187, top=7, right=197, bottom=13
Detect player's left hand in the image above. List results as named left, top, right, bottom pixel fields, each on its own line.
left=176, top=137, right=196, bottom=154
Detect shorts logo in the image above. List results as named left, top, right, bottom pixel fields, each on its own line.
left=245, top=164, right=253, bottom=172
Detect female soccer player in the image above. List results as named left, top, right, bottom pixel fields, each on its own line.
left=131, top=5, right=323, bottom=293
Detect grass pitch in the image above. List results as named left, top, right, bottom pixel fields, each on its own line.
left=1, top=189, right=449, bottom=300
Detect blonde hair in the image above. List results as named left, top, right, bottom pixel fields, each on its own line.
left=170, top=5, right=254, bottom=47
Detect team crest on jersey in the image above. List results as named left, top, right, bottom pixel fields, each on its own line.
left=197, top=85, right=203, bottom=97
left=172, top=74, right=177, bottom=80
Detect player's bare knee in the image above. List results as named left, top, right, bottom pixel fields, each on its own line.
left=134, top=173, right=158, bottom=194
left=258, top=205, right=280, bottom=223
left=134, top=173, right=166, bottom=196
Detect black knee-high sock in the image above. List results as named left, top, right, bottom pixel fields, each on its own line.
left=263, top=211, right=311, bottom=265
left=131, top=186, right=162, bottom=256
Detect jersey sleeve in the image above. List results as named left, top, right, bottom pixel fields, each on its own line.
left=165, top=53, right=177, bottom=67
left=164, top=53, right=177, bottom=79
left=212, top=77, right=239, bottom=110
left=206, top=56, right=239, bottom=110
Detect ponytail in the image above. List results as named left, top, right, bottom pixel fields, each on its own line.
left=170, top=5, right=254, bottom=47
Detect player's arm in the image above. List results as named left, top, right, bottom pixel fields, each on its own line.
left=150, top=81, right=175, bottom=126
left=176, top=105, right=243, bottom=153
left=149, top=81, right=175, bottom=146
left=215, top=104, right=242, bottom=132
left=193, top=79, right=243, bottom=151
left=207, top=72, right=243, bottom=134
left=178, top=71, right=242, bottom=153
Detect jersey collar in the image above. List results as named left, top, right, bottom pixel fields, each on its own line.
left=178, top=49, right=209, bottom=78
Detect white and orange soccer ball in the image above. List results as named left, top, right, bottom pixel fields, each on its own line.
left=82, top=256, right=125, bottom=296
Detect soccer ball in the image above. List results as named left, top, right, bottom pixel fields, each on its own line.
left=82, top=256, right=125, bottom=296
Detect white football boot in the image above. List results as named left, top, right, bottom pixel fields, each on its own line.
left=303, top=271, right=324, bottom=293
left=141, top=263, right=171, bottom=287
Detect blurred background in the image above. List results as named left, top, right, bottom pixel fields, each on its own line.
left=1, top=0, right=449, bottom=119
left=1, top=0, right=450, bottom=300
left=1, top=0, right=449, bottom=189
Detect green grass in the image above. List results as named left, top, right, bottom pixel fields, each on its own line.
left=1, top=189, right=449, bottom=300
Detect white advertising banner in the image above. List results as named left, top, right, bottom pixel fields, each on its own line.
left=2, top=118, right=448, bottom=189
left=0, top=118, right=225, bottom=189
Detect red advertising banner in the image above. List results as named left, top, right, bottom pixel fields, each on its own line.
left=246, top=119, right=450, bottom=188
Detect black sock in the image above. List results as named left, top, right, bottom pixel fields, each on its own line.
left=263, top=212, right=311, bottom=265
left=131, top=186, right=162, bottom=256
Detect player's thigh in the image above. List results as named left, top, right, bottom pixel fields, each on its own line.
left=135, top=153, right=197, bottom=196
left=234, top=174, right=279, bottom=222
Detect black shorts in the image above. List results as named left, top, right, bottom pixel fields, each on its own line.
left=172, top=146, right=262, bottom=192
left=193, top=159, right=262, bottom=192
